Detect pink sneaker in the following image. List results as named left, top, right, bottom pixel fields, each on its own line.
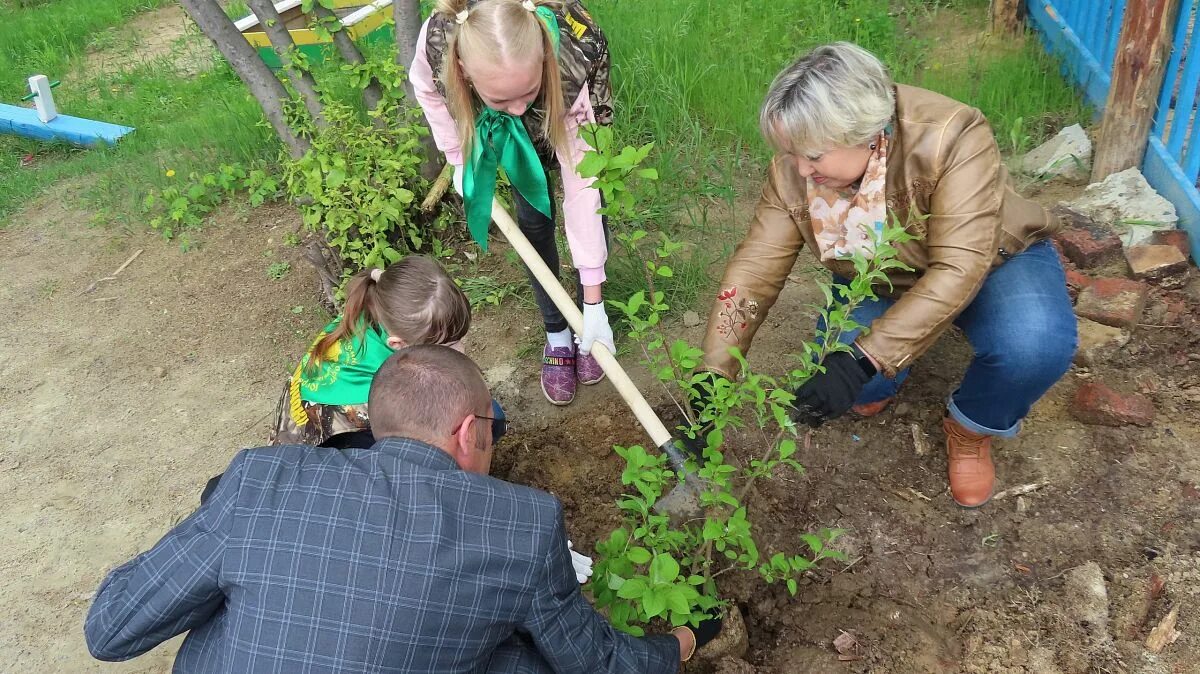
left=541, top=344, right=577, bottom=406
left=575, top=349, right=605, bottom=385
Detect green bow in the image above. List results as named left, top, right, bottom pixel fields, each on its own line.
left=462, top=108, right=552, bottom=250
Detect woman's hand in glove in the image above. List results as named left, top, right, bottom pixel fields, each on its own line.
left=789, top=349, right=876, bottom=428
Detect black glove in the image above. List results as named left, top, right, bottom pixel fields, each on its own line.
left=690, top=614, right=724, bottom=649
left=790, top=349, right=876, bottom=428
left=679, top=372, right=726, bottom=462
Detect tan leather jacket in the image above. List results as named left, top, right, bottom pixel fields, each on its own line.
left=701, top=84, right=1059, bottom=379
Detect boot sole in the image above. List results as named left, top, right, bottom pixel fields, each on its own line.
left=577, top=372, right=606, bottom=386
left=951, top=489, right=994, bottom=509
left=541, top=378, right=575, bottom=406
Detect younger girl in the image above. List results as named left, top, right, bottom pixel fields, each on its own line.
left=271, top=255, right=474, bottom=446
left=410, top=0, right=616, bottom=406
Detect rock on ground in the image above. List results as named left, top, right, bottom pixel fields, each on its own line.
left=1063, top=562, right=1113, bottom=649
left=1074, top=317, right=1130, bottom=367
left=1071, top=382, right=1155, bottom=427
left=1022, top=124, right=1091, bottom=181
left=1066, top=168, right=1177, bottom=246
left=1074, top=277, right=1149, bottom=330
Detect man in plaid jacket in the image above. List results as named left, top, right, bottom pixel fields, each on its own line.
left=85, top=346, right=718, bottom=672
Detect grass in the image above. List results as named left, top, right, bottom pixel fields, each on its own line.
left=0, top=0, right=167, bottom=100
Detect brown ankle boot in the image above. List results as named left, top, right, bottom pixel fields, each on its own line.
left=851, top=396, right=895, bottom=417
left=943, top=417, right=995, bottom=508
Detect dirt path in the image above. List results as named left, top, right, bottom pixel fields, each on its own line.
left=0, top=192, right=323, bottom=671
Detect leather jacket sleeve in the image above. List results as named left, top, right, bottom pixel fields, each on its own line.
left=700, top=158, right=805, bottom=379
left=857, top=107, right=1003, bottom=376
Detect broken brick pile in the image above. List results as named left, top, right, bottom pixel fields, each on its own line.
left=1050, top=206, right=1194, bottom=427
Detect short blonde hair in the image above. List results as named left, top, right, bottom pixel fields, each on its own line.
left=760, top=42, right=895, bottom=157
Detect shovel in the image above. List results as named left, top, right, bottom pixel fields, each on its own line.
left=489, top=199, right=705, bottom=518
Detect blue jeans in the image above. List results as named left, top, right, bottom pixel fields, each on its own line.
left=821, top=240, right=1077, bottom=437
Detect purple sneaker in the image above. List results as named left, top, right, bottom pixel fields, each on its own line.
left=575, top=349, right=606, bottom=385
left=541, top=344, right=577, bottom=406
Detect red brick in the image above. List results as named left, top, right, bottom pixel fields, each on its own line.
left=1071, top=382, right=1155, bottom=427
left=1074, top=277, right=1150, bottom=329
left=1052, top=207, right=1123, bottom=268
left=1126, top=244, right=1190, bottom=288
left=1065, top=269, right=1093, bottom=302
left=1149, top=229, right=1192, bottom=260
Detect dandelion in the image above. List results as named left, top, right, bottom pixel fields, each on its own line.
left=166, top=169, right=175, bottom=177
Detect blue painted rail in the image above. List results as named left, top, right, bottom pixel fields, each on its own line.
left=0, top=103, right=133, bottom=146
left=1028, top=0, right=1200, bottom=261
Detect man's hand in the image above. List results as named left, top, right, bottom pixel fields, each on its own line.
left=671, top=613, right=723, bottom=662
left=577, top=302, right=615, bottom=357
left=567, top=540, right=593, bottom=584
left=790, top=350, right=875, bottom=428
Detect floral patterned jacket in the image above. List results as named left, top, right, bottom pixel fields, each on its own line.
left=702, top=84, right=1060, bottom=379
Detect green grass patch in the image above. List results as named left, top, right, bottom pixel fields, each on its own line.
left=0, top=0, right=167, bottom=100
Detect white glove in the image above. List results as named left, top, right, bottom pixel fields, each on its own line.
left=568, top=540, right=594, bottom=584
left=577, top=302, right=616, bottom=357
left=451, top=163, right=464, bottom=197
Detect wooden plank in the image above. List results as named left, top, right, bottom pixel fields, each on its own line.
left=0, top=104, right=133, bottom=146
left=1144, top=136, right=1200, bottom=261
left=1027, top=0, right=1113, bottom=110
left=1091, top=0, right=1181, bottom=181
left=991, top=0, right=1024, bottom=34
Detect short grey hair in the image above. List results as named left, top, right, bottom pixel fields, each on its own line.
left=760, top=42, right=895, bottom=157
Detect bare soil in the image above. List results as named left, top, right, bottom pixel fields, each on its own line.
left=3, top=171, right=1199, bottom=673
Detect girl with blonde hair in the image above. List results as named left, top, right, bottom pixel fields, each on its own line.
left=410, top=0, right=615, bottom=406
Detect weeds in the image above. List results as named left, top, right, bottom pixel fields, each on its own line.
left=267, top=262, right=291, bottom=280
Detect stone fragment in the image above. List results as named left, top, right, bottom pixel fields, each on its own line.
left=1074, top=317, right=1130, bottom=367
left=1021, top=124, right=1092, bottom=181
left=1148, top=229, right=1192, bottom=260
left=1071, top=382, right=1155, bottom=427
left=698, top=604, right=748, bottom=661
left=1126, top=244, right=1189, bottom=288
left=1074, top=278, right=1149, bottom=329
left=1063, top=562, right=1113, bottom=651
left=682, top=310, right=702, bottom=328
left=1066, top=168, right=1177, bottom=245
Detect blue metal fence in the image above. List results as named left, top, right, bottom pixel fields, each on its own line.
left=1028, top=0, right=1200, bottom=261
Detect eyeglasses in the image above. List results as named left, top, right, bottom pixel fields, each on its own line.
left=451, top=412, right=508, bottom=444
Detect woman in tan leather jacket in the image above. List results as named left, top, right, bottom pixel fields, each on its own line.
left=699, top=43, right=1077, bottom=508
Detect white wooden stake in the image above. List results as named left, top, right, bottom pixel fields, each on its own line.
left=28, top=75, right=57, bottom=123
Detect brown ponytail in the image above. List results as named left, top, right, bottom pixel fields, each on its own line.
left=305, top=257, right=472, bottom=373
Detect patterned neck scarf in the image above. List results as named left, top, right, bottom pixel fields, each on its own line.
left=807, top=132, right=889, bottom=261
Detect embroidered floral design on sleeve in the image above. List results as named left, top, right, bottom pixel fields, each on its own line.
left=715, top=286, right=759, bottom=343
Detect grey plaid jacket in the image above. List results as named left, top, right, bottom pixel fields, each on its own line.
left=85, top=438, right=679, bottom=673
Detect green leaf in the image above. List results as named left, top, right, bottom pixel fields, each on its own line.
left=649, top=554, right=680, bottom=584
left=576, top=153, right=607, bottom=178
left=787, top=579, right=798, bottom=595
left=616, top=577, right=647, bottom=599
left=326, top=168, right=346, bottom=189
left=801, top=534, right=824, bottom=555
left=626, top=547, right=652, bottom=565
left=635, top=167, right=659, bottom=180
left=642, top=588, right=666, bottom=618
